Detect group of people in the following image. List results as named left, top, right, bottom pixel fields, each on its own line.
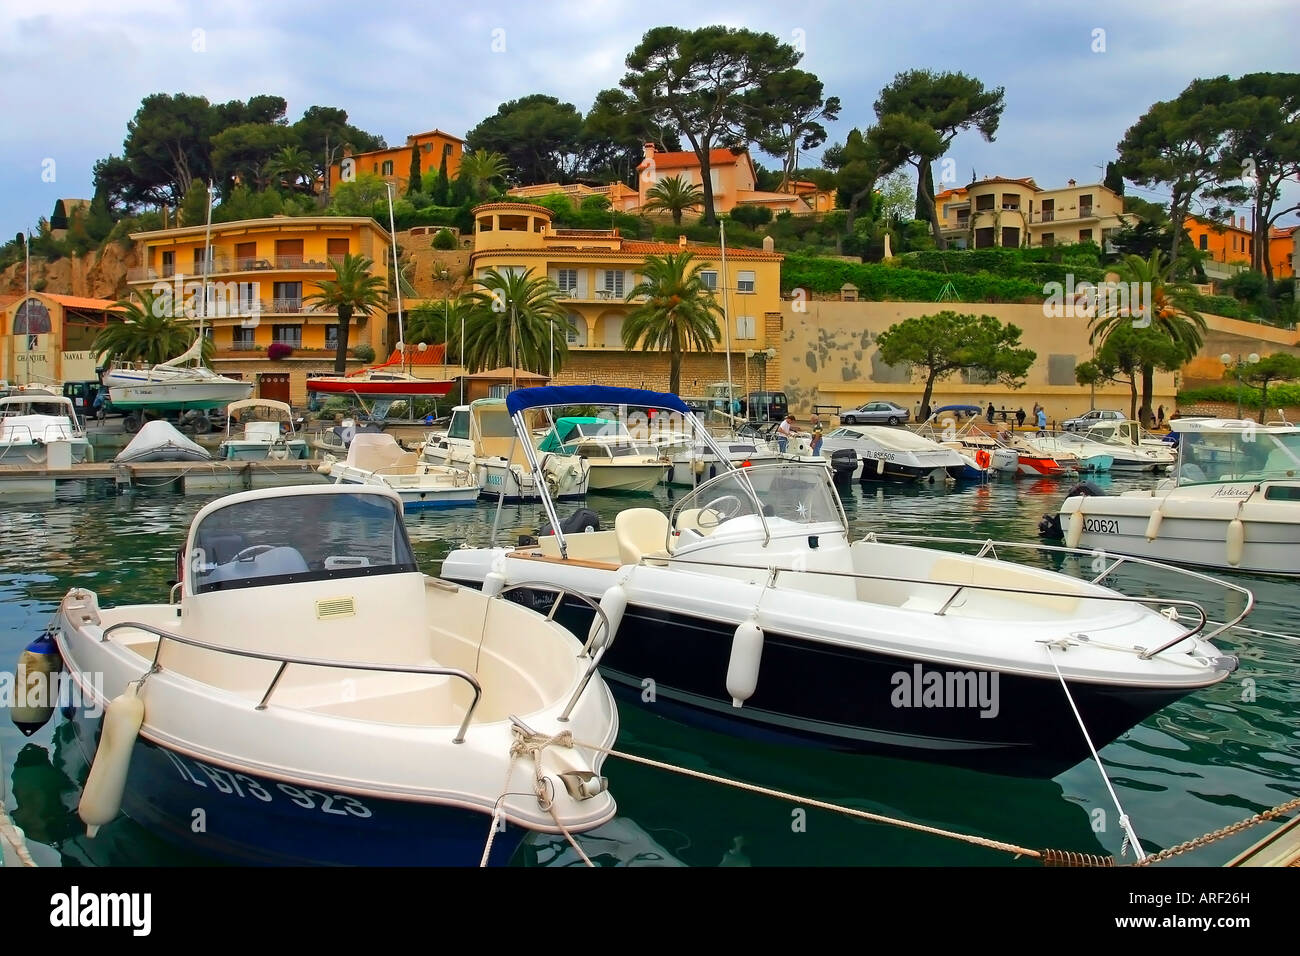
left=776, top=413, right=823, bottom=455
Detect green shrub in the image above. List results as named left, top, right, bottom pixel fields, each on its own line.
left=781, top=253, right=1044, bottom=302
left=1177, top=383, right=1300, bottom=407
left=350, top=343, right=376, bottom=363
left=729, top=205, right=773, bottom=228
left=432, top=228, right=457, bottom=250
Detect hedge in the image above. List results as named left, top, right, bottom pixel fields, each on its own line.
left=781, top=254, right=1044, bottom=302
left=1177, top=384, right=1300, bottom=407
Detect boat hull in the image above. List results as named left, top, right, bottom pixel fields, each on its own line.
left=585, top=463, right=667, bottom=493
left=220, top=441, right=310, bottom=461
left=0, top=438, right=91, bottom=465
left=329, top=472, right=480, bottom=510
left=65, top=707, right=521, bottom=866
left=453, top=583, right=1191, bottom=777
left=109, top=382, right=254, bottom=410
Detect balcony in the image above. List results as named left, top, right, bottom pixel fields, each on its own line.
left=128, top=256, right=339, bottom=283
left=554, top=289, right=646, bottom=303
left=1040, top=210, right=1055, bottom=222
left=270, top=297, right=304, bottom=314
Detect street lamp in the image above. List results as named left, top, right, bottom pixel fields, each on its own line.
left=1220, top=352, right=1260, bottom=420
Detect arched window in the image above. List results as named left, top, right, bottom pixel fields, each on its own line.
left=12, top=298, right=51, bottom=335
left=566, top=313, right=587, bottom=346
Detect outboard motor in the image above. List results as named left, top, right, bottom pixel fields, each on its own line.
left=540, top=508, right=602, bottom=537
left=1065, top=481, right=1107, bottom=498
left=1039, top=481, right=1106, bottom=539
left=829, top=448, right=859, bottom=482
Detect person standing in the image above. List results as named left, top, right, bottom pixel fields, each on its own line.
left=1016, top=407, right=1026, bottom=429
left=1036, top=406, right=1048, bottom=436
left=1157, top=404, right=1166, bottom=429
left=776, top=413, right=802, bottom=453
left=986, top=402, right=995, bottom=424
left=809, top=414, right=824, bottom=456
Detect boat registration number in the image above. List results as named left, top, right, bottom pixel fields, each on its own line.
left=162, top=751, right=372, bottom=818
left=1083, top=518, right=1119, bottom=534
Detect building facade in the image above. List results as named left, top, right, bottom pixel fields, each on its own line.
left=1, top=292, right=122, bottom=385
left=127, top=216, right=393, bottom=405
left=329, top=129, right=465, bottom=194
left=636, top=145, right=832, bottom=217
left=468, top=201, right=783, bottom=392
left=937, top=178, right=1128, bottom=250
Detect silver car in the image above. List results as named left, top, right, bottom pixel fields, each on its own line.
left=1062, top=409, right=1125, bottom=431
left=839, top=401, right=910, bottom=426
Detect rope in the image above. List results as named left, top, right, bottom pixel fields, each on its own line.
left=1043, top=644, right=1146, bottom=861
left=572, top=739, right=1043, bottom=861
left=1131, top=795, right=1300, bottom=867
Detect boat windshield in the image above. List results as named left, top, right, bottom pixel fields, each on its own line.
left=671, top=462, right=846, bottom=531
left=190, top=492, right=417, bottom=594
left=1178, top=429, right=1300, bottom=483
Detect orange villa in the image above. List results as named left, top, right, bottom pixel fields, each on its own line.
left=329, top=128, right=464, bottom=193
left=1269, top=225, right=1296, bottom=279
left=635, top=144, right=833, bottom=216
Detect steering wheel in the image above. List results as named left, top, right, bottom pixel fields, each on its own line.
left=700, top=495, right=743, bottom=526
left=232, top=544, right=276, bottom=562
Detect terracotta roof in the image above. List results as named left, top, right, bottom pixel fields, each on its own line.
left=639, top=148, right=746, bottom=171
left=1270, top=225, right=1297, bottom=238
left=934, top=187, right=969, bottom=201
left=470, top=201, right=555, bottom=217
left=4, top=292, right=123, bottom=311
left=407, top=129, right=466, bottom=143
left=967, top=176, right=1041, bottom=191
left=387, top=343, right=447, bottom=365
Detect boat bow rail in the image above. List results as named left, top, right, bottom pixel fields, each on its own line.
left=97, top=619, right=483, bottom=744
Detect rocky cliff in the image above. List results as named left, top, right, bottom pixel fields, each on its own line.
left=1, top=240, right=138, bottom=301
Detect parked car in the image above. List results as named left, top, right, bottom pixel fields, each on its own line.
left=1062, top=409, right=1125, bottom=431
left=839, top=401, right=910, bottom=426
left=740, top=390, right=789, bottom=422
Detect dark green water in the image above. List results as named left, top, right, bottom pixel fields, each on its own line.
left=2, top=474, right=1297, bottom=867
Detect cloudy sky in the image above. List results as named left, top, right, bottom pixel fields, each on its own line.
left=1, top=0, right=1297, bottom=234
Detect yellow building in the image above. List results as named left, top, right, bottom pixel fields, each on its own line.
left=127, top=216, right=392, bottom=405
left=330, top=129, right=465, bottom=194
left=469, top=201, right=783, bottom=391
left=1270, top=226, right=1297, bottom=280
left=938, top=178, right=1128, bottom=250
left=636, top=145, right=832, bottom=217
left=1, top=292, right=123, bottom=385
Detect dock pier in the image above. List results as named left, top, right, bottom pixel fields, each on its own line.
left=0, top=459, right=328, bottom=498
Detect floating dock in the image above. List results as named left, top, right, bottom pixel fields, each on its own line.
left=0, top=459, right=327, bottom=498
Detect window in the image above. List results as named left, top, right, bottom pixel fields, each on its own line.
left=232, top=327, right=255, bottom=349
left=1199, top=234, right=1208, bottom=250
left=975, top=194, right=994, bottom=211
left=325, top=325, right=339, bottom=350
left=737, top=270, right=755, bottom=294
left=1079, top=229, right=1093, bottom=243
left=381, top=160, right=394, bottom=176
left=273, top=281, right=302, bottom=312
left=327, top=238, right=349, bottom=260
left=1048, top=354, right=1077, bottom=386
left=448, top=410, right=470, bottom=440
left=275, top=239, right=304, bottom=268
left=974, top=227, right=995, bottom=248
left=1000, top=193, right=1019, bottom=211
left=160, top=250, right=175, bottom=277
left=1001, top=227, right=1020, bottom=248
left=566, top=314, right=587, bottom=346
left=699, top=270, right=718, bottom=291
left=235, top=241, right=257, bottom=268
left=272, top=324, right=302, bottom=347
left=1041, top=199, right=1054, bottom=223
left=1079, top=194, right=1093, bottom=216
left=555, top=269, right=578, bottom=293
left=601, top=270, right=625, bottom=298
left=736, top=316, right=756, bottom=340
left=1041, top=233, right=1055, bottom=247
left=193, top=247, right=213, bottom=276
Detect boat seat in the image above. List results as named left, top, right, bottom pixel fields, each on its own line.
left=615, top=508, right=672, bottom=565
left=194, top=532, right=247, bottom=564
left=674, top=508, right=723, bottom=535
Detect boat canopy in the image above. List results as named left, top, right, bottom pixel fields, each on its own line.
left=538, top=417, right=622, bottom=453
left=505, top=385, right=690, bottom=417
left=670, top=460, right=848, bottom=538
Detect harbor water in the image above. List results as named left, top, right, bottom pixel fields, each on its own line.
left=2, top=473, right=1297, bottom=867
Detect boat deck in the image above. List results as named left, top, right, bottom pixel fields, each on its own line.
left=0, top=459, right=327, bottom=497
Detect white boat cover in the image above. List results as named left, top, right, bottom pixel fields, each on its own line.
left=116, top=419, right=212, bottom=463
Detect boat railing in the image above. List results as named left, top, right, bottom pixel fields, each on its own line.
left=497, top=581, right=613, bottom=723
left=100, top=620, right=484, bottom=744
left=646, top=534, right=1255, bottom=661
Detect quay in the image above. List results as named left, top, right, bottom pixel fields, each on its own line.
left=0, top=459, right=327, bottom=497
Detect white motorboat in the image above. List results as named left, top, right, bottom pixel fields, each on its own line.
left=1022, top=432, right=1113, bottom=473
left=538, top=417, right=669, bottom=493
left=218, top=399, right=308, bottom=461
left=421, top=400, right=589, bottom=501
left=662, top=437, right=782, bottom=487
left=1074, top=420, right=1174, bottom=472
left=442, top=386, right=1245, bottom=777
left=0, top=393, right=92, bottom=464
left=321, top=432, right=479, bottom=509
left=115, top=420, right=211, bottom=464
left=819, top=424, right=967, bottom=482
left=49, top=484, right=618, bottom=865
left=1045, top=418, right=1300, bottom=575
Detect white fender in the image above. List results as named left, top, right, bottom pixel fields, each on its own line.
left=1145, top=508, right=1163, bottom=541
left=482, top=570, right=506, bottom=598
left=692, top=456, right=706, bottom=475
left=586, top=583, right=627, bottom=654
left=875, top=457, right=885, bottom=476
left=1226, top=518, right=1245, bottom=567
left=316, top=461, right=333, bottom=475
left=78, top=684, right=145, bottom=837
left=726, top=619, right=765, bottom=708
left=1065, top=508, right=1085, bottom=549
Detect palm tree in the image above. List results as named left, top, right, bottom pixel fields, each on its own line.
left=305, top=254, right=388, bottom=373
left=642, top=174, right=705, bottom=226
left=1089, top=251, right=1206, bottom=427
left=268, top=146, right=316, bottom=193
left=457, top=268, right=568, bottom=374
left=621, top=252, right=722, bottom=395
left=457, top=149, right=511, bottom=200
left=94, top=288, right=214, bottom=367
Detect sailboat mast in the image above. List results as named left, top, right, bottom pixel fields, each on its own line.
left=198, top=180, right=213, bottom=366
left=386, top=184, right=404, bottom=371
left=720, top=220, right=734, bottom=415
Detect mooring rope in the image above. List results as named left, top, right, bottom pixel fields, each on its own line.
left=1044, top=643, right=1146, bottom=861
left=1130, top=795, right=1300, bottom=867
